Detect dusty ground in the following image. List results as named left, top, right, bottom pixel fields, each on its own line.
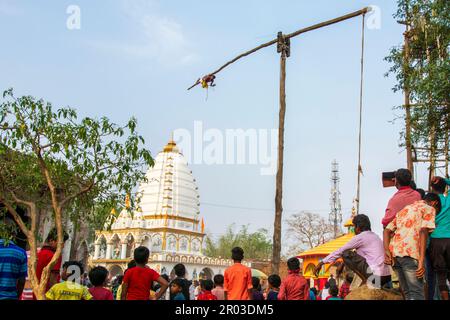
left=345, top=285, right=403, bottom=300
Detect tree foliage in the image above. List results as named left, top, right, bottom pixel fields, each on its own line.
left=385, top=0, right=449, bottom=170
left=204, top=224, right=272, bottom=260
left=285, top=211, right=335, bottom=253
left=0, top=89, right=153, bottom=298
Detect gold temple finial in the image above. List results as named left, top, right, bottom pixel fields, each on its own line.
left=163, top=133, right=179, bottom=153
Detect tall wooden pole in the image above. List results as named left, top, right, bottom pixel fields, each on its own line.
left=403, top=22, right=414, bottom=177
left=272, top=32, right=289, bottom=275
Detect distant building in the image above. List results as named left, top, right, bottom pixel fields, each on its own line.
left=298, top=217, right=355, bottom=290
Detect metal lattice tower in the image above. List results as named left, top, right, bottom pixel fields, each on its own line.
left=329, top=160, right=343, bottom=238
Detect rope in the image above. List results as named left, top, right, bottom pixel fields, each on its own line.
left=355, top=14, right=366, bottom=215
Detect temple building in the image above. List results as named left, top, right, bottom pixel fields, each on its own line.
left=298, top=215, right=356, bottom=290
left=90, top=138, right=242, bottom=280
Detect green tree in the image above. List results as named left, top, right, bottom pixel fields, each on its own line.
left=0, top=89, right=153, bottom=299
left=386, top=0, right=450, bottom=181
left=204, top=224, right=272, bottom=260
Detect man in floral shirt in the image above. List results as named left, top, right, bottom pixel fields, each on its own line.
left=383, top=193, right=441, bottom=300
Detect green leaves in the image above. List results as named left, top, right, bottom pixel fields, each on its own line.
left=204, top=224, right=273, bottom=260
left=386, top=0, right=449, bottom=160
left=0, top=89, right=154, bottom=230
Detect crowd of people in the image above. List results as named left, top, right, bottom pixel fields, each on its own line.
left=0, top=170, right=448, bottom=301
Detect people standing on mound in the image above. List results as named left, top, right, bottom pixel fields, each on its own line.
left=382, top=169, right=421, bottom=228
left=384, top=193, right=440, bottom=300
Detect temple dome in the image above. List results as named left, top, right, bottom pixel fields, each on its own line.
left=137, top=139, right=200, bottom=219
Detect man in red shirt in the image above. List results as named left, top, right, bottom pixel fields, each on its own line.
left=121, top=246, right=169, bottom=300
left=33, top=228, right=69, bottom=299
left=278, top=257, right=309, bottom=300
left=382, top=169, right=421, bottom=227
left=224, top=247, right=252, bottom=300
left=197, top=279, right=217, bottom=300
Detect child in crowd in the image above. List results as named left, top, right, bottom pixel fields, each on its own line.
left=88, top=266, right=113, bottom=300
left=111, top=275, right=123, bottom=300
left=212, top=274, right=225, bottom=300
left=197, top=279, right=218, bottom=300
left=120, top=246, right=169, bottom=300
left=250, top=277, right=264, bottom=300
left=278, top=257, right=310, bottom=300
left=339, top=274, right=353, bottom=299
left=309, top=287, right=318, bottom=300
left=171, top=278, right=186, bottom=301
left=45, top=261, right=92, bottom=300
left=326, top=286, right=342, bottom=300
left=266, top=274, right=281, bottom=300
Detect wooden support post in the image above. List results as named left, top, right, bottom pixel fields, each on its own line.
left=404, top=26, right=414, bottom=177
left=272, top=32, right=289, bottom=275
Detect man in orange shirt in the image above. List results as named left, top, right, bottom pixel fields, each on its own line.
left=224, top=247, right=252, bottom=300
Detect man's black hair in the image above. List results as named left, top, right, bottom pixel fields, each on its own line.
left=171, top=277, right=184, bottom=288
left=173, top=263, right=186, bottom=277
left=395, top=169, right=413, bottom=187
left=252, top=276, right=261, bottom=290
left=324, top=282, right=330, bottom=289
left=329, top=285, right=339, bottom=297
left=424, top=192, right=442, bottom=213
left=200, top=279, right=214, bottom=291
left=127, top=260, right=137, bottom=269
left=231, top=247, right=244, bottom=261
left=89, top=266, right=109, bottom=286
left=268, top=274, right=281, bottom=288
left=213, top=274, right=224, bottom=286
left=311, top=287, right=318, bottom=295
left=133, top=246, right=150, bottom=264
left=161, top=274, right=170, bottom=282
left=416, top=188, right=426, bottom=199
left=287, top=257, right=300, bottom=271
left=46, top=228, right=69, bottom=243
left=352, top=214, right=371, bottom=232
left=63, top=260, right=84, bottom=278
left=431, top=177, right=447, bottom=194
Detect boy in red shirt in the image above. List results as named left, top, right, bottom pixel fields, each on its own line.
left=88, top=266, right=113, bottom=300
left=197, top=279, right=217, bottom=300
left=278, top=257, right=310, bottom=300
left=121, top=246, right=168, bottom=300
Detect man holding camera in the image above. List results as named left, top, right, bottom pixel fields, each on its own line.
left=382, top=169, right=421, bottom=228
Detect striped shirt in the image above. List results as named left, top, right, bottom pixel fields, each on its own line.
left=0, top=239, right=28, bottom=300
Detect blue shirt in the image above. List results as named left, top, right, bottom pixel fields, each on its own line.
left=431, top=179, right=450, bottom=239
left=173, top=292, right=186, bottom=300
left=0, top=239, right=28, bottom=300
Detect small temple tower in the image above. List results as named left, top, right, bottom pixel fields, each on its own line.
left=91, top=138, right=239, bottom=280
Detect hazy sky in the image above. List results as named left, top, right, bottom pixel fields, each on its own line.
left=0, top=0, right=434, bottom=253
